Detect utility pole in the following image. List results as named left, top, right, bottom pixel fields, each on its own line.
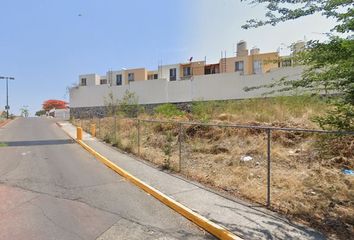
left=0, top=76, right=15, bottom=119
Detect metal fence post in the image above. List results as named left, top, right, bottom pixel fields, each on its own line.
left=114, top=115, right=117, bottom=142
left=98, top=116, right=101, bottom=139
left=137, top=119, right=141, bottom=156
left=178, top=123, right=183, bottom=172
left=266, top=128, right=271, bottom=208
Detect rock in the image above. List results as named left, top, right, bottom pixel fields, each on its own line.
left=240, top=155, right=253, bottom=162
left=288, top=149, right=301, bottom=156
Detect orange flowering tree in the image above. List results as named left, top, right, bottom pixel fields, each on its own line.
left=42, top=100, right=68, bottom=111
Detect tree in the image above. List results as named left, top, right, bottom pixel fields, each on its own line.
left=35, top=110, right=46, bottom=116
left=242, top=0, right=354, bottom=130
left=104, top=92, right=119, bottom=116
left=104, top=90, right=141, bottom=117
left=42, top=100, right=68, bottom=111
left=118, top=90, right=141, bottom=117
left=20, top=106, right=29, bottom=117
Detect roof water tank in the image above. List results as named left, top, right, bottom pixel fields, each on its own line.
left=293, top=41, right=305, bottom=53
left=250, top=48, right=260, bottom=55
left=237, top=41, right=248, bottom=57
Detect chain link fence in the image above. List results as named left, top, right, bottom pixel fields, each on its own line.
left=71, top=114, right=354, bottom=235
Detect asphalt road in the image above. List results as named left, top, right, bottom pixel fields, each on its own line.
left=0, top=117, right=213, bottom=240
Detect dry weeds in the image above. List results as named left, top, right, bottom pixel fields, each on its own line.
left=71, top=97, right=353, bottom=239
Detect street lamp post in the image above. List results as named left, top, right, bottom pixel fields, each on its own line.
left=0, top=76, right=15, bottom=119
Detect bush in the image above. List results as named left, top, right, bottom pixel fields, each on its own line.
left=313, top=102, right=354, bottom=131
left=118, top=91, right=142, bottom=118
left=191, top=101, right=216, bottom=122
left=154, top=103, right=184, bottom=118
left=105, top=90, right=142, bottom=117
left=35, top=110, right=46, bottom=116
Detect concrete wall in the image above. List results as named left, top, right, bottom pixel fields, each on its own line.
left=70, top=66, right=304, bottom=108
left=54, top=109, right=70, bottom=120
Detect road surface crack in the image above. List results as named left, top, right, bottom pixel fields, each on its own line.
left=0, top=195, right=40, bottom=216
left=29, top=202, right=85, bottom=240
left=0, top=158, right=24, bottom=179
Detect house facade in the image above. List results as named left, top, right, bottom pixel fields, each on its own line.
left=78, top=41, right=297, bottom=87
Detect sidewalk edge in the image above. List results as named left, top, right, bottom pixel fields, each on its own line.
left=56, top=122, right=242, bottom=240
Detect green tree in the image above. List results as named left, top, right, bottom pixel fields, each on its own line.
left=35, top=110, right=46, bottom=116
left=104, top=90, right=141, bottom=117
left=242, top=0, right=354, bottom=130
left=20, top=106, right=29, bottom=117
left=118, top=90, right=141, bottom=117
left=104, top=91, right=119, bottom=116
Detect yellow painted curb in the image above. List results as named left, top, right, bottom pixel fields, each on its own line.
left=56, top=122, right=242, bottom=240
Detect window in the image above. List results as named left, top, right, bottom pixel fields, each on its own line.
left=183, top=67, right=191, bottom=77
left=100, top=79, right=107, bottom=85
left=235, top=61, right=244, bottom=72
left=253, top=60, right=263, bottom=74
left=81, top=78, right=87, bottom=86
left=128, top=73, right=134, bottom=82
left=148, top=74, right=158, bottom=80
left=116, top=74, right=122, bottom=85
left=205, top=65, right=219, bottom=75
left=169, top=68, right=177, bottom=81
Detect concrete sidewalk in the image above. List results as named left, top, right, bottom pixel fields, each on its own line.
left=58, top=121, right=325, bottom=240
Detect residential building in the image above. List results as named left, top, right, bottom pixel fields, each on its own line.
left=70, top=66, right=305, bottom=118
left=158, top=64, right=180, bottom=81
left=180, top=61, right=206, bottom=80
left=79, top=68, right=151, bottom=87
left=124, top=68, right=149, bottom=84
left=219, top=41, right=279, bottom=75
left=79, top=74, right=101, bottom=86
left=204, top=63, right=220, bottom=75
left=147, top=70, right=159, bottom=80
left=77, top=40, right=302, bottom=87
left=106, top=70, right=125, bottom=86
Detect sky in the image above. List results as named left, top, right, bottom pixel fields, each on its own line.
left=0, top=0, right=336, bottom=116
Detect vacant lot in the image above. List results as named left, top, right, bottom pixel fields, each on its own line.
left=73, top=96, right=354, bottom=239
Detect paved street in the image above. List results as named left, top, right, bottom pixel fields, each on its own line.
left=0, top=117, right=213, bottom=240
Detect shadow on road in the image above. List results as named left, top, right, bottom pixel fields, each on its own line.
left=3, top=139, right=74, bottom=147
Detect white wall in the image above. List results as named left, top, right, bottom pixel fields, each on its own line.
left=54, top=109, right=70, bottom=120
left=70, top=66, right=304, bottom=108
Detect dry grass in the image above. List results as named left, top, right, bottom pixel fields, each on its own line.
left=71, top=96, right=353, bottom=239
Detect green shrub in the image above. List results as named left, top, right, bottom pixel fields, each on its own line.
left=191, top=101, right=215, bottom=122
left=313, top=102, right=354, bottom=131
left=154, top=103, right=184, bottom=118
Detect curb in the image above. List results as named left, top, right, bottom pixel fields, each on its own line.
left=56, top=122, right=242, bottom=240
